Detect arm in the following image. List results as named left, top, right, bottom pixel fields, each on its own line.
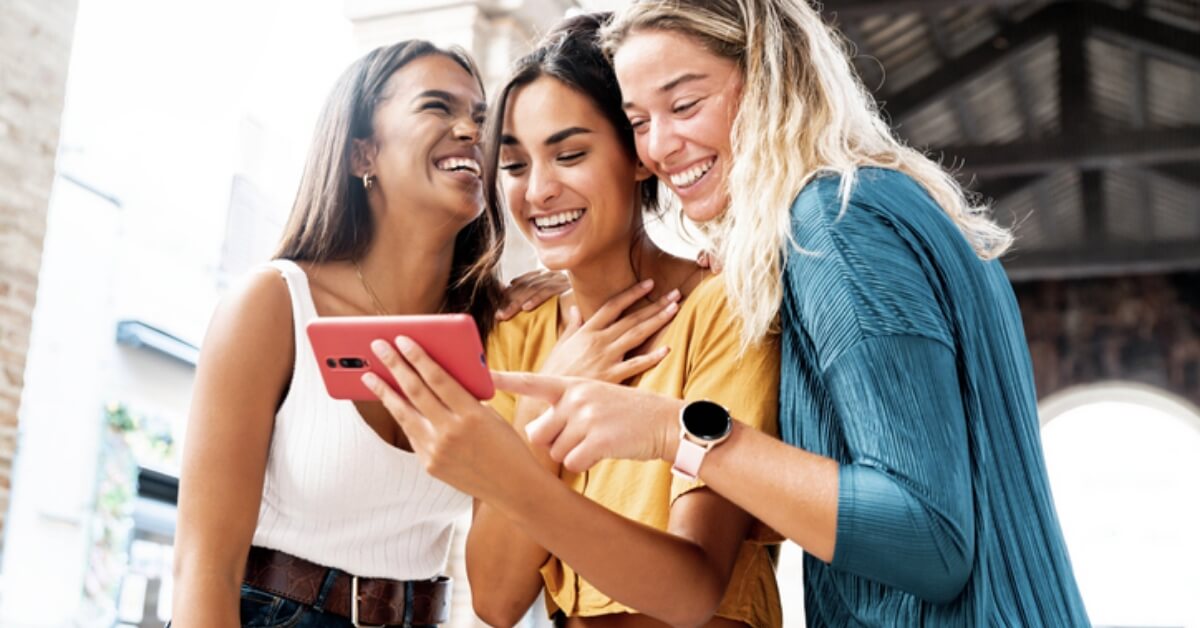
left=171, top=269, right=294, bottom=627
left=365, top=336, right=749, bottom=627
left=468, top=281, right=680, bottom=624
left=501, top=340, right=972, bottom=604
left=465, top=392, right=557, bottom=625
left=698, top=336, right=973, bottom=602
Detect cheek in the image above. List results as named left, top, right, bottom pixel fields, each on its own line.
left=633, top=134, right=664, bottom=178
left=502, top=181, right=529, bottom=224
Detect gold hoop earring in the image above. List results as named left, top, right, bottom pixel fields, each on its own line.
left=363, top=173, right=375, bottom=190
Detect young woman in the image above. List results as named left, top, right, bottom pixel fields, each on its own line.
left=362, top=14, right=782, bottom=628
left=172, top=41, right=506, bottom=627
left=495, top=1, right=1092, bottom=626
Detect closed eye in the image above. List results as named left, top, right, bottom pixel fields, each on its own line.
left=672, top=100, right=699, bottom=114
left=557, top=151, right=586, bottom=163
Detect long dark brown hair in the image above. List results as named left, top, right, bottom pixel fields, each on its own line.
left=483, top=13, right=659, bottom=237
left=275, top=40, right=504, bottom=337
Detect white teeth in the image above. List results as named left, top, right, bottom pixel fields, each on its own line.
left=533, top=209, right=584, bottom=229
left=436, top=157, right=481, bottom=176
left=669, top=158, right=716, bottom=188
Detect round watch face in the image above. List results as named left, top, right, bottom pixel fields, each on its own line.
left=682, top=400, right=732, bottom=441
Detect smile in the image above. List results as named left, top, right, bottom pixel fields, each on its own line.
left=668, top=157, right=716, bottom=189
left=532, top=209, right=585, bottom=231
left=435, top=157, right=481, bottom=177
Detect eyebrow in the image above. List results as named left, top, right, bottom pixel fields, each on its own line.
left=500, top=126, right=592, bottom=147
left=545, top=127, right=592, bottom=145
left=622, top=72, right=709, bottom=110
left=414, top=89, right=486, bottom=116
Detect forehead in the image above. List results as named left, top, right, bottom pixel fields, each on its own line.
left=612, top=29, right=735, bottom=97
left=385, top=53, right=483, bottom=102
left=502, top=77, right=607, bottom=141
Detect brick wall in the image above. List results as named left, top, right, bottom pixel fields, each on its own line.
left=1016, top=271, right=1200, bottom=409
left=0, top=0, right=79, bottom=543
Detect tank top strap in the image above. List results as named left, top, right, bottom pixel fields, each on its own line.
left=267, top=259, right=319, bottom=349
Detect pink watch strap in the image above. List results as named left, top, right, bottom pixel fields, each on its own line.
left=671, top=437, right=708, bottom=480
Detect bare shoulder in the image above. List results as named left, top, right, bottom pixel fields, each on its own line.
left=204, top=264, right=292, bottom=353
left=198, top=265, right=294, bottom=387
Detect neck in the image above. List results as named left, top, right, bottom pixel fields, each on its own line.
left=358, top=207, right=462, bottom=315
left=566, top=235, right=675, bottom=321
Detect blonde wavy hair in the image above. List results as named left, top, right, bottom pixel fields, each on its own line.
left=602, top=0, right=1013, bottom=346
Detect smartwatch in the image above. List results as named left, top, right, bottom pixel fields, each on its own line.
left=671, top=400, right=733, bottom=480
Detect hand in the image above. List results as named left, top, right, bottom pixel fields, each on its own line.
left=362, top=336, right=539, bottom=502
left=541, top=279, right=680, bottom=384
left=497, top=270, right=571, bottom=321
left=491, top=371, right=685, bottom=473
left=696, top=250, right=723, bottom=274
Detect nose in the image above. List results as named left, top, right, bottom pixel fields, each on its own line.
left=644, top=117, right=683, bottom=169
left=454, top=115, right=480, bottom=143
left=525, top=163, right=561, bottom=207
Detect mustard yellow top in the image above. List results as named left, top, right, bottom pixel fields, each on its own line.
left=486, top=274, right=782, bottom=628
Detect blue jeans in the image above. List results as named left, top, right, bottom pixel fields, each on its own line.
left=237, top=580, right=437, bottom=628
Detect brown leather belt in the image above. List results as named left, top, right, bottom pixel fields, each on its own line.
left=243, top=546, right=451, bottom=626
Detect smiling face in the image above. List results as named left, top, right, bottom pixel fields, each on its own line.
left=361, top=53, right=487, bottom=225
left=613, top=28, right=743, bottom=224
left=498, top=76, right=648, bottom=272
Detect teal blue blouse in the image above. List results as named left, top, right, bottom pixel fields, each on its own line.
left=779, top=168, right=1090, bottom=626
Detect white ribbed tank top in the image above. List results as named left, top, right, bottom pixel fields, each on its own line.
left=251, top=260, right=472, bottom=579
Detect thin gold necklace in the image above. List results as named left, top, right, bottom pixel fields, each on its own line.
left=353, top=260, right=389, bottom=316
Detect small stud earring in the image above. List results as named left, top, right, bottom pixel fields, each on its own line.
left=363, top=173, right=375, bottom=190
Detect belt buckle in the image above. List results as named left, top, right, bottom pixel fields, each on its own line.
left=351, top=575, right=387, bottom=628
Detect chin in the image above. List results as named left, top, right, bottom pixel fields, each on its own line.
left=682, top=199, right=726, bottom=224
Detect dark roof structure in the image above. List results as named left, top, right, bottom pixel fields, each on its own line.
left=821, top=0, right=1200, bottom=280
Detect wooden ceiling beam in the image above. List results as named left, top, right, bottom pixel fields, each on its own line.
left=932, top=127, right=1200, bottom=178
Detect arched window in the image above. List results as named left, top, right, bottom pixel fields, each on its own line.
left=1040, top=382, right=1200, bottom=628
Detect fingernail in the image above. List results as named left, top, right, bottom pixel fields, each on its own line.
left=370, top=339, right=390, bottom=356
left=641, top=279, right=654, bottom=289
left=361, top=372, right=380, bottom=388
left=522, top=300, right=534, bottom=311
left=394, top=336, right=413, bottom=352
left=666, top=289, right=680, bottom=301
left=665, top=302, right=678, bottom=314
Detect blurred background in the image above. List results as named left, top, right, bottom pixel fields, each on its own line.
left=0, top=0, right=1197, bottom=626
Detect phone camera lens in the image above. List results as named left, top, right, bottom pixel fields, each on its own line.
left=339, top=357, right=366, bottom=369
left=326, top=358, right=337, bottom=368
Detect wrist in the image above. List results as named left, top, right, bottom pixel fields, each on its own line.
left=659, top=398, right=685, bottom=462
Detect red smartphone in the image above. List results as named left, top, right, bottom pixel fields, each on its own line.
left=305, top=314, right=494, bottom=402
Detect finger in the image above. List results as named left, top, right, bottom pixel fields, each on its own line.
left=491, top=371, right=567, bottom=402
left=393, top=336, right=478, bottom=410
left=589, top=279, right=654, bottom=328
left=370, top=339, right=451, bottom=419
left=561, top=440, right=603, bottom=474
left=520, top=271, right=569, bottom=312
left=611, top=289, right=680, bottom=344
left=609, top=347, right=670, bottom=382
left=548, top=418, right=587, bottom=464
left=360, top=372, right=436, bottom=442
left=525, top=406, right=568, bottom=450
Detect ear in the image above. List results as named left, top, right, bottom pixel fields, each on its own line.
left=634, top=160, right=654, bottom=182
left=351, top=138, right=377, bottom=178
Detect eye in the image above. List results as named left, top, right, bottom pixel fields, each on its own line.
left=629, top=118, right=648, bottom=134
left=499, top=161, right=527, bottom=173
left=672, top=100, right=698, bottom=114
left=422, top=101, right=451, bottom=113
left=557, top=150, right=586, bottom=164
